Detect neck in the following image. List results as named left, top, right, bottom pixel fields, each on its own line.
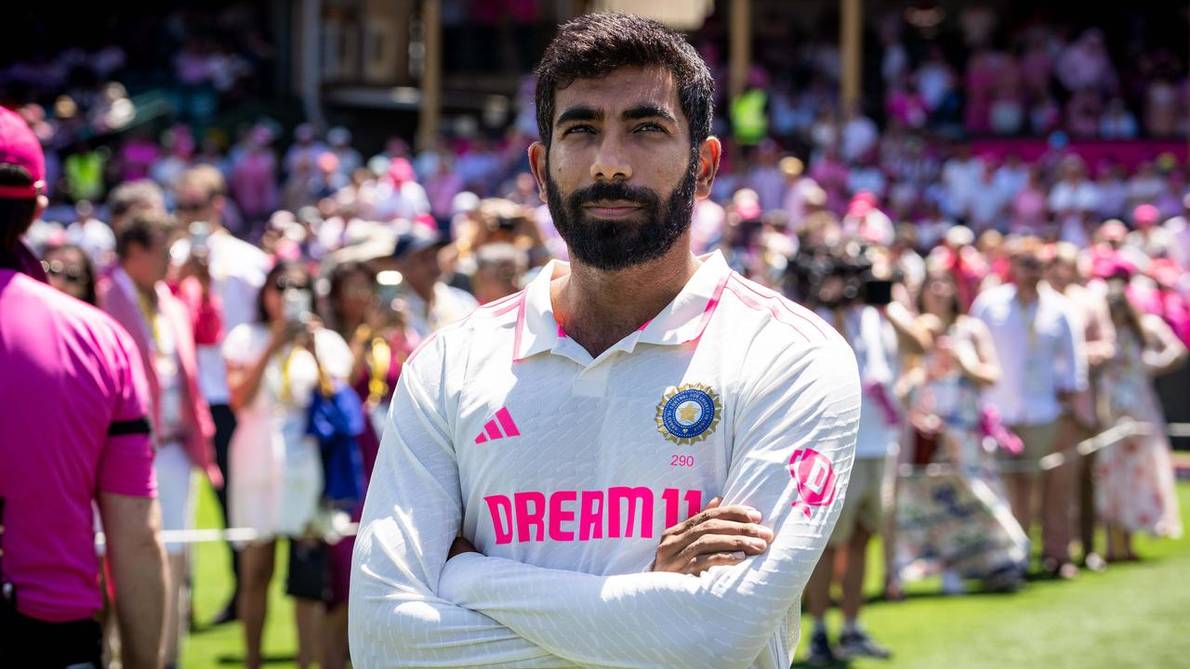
left=1016, top=282, right=1039, bottom=304
left=340, top=314, right=365, bottom=337
left=412, top=282, right=435, bottom=305
left=122, top=262, right=157, bottom=296
left=554, top=235, right=699, bottom=358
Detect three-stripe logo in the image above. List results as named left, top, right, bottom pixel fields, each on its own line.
left=475, top=407, right=521, bottom=444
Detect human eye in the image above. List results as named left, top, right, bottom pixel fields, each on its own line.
left=633, top=122, right=666, bottom=134
left=561, top=124, right=596, bottom=137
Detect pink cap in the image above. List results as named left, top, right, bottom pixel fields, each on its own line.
left=732, top=188, right=762, bottom=220
left=388, top=157, right=415, bottom=184
left=316, top=151, right=339, bottom=173
left=848, top=191, right=877, bottom=217
left=0, top=106, right=46, bottom=199
left=1133, top=203, right=1159, bottom=226
left=1090, top=252, right=1135, bottom=280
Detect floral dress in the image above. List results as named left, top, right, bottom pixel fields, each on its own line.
left=895, top=319, right=1030, bottom=582
left=1096, top=322, right=1183, bottom=537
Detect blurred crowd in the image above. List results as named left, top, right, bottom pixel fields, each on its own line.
left=17, top=110, right=1189, bottom=667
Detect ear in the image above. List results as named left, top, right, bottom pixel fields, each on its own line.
left=528, top=141, right=548, bottom=204
left=694, top=136, right=722, bottom=200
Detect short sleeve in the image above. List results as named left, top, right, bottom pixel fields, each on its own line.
left=314, top=329, right=355, bottom=381
left=97, top=323, right=157, bottom=497
left=222, top=322, right=262, bottom=366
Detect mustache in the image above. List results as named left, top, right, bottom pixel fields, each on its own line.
left=566, top=181, right=659, bottom=209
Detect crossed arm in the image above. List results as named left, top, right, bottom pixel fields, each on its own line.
left=349, top=335, right=860, bottom=669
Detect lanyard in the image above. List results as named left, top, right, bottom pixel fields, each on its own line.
left=278, top=337, right=333, bottom=404
left=136, top=289, right=162, bottom=350
left=367, top=337, right=392, bottom=405
left=278, top=346, right=302, bottom=405
left=1018, top=298, right=1039, bottom=351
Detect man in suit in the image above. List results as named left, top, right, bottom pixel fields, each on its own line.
left=98, top=211, right=222, bottom=667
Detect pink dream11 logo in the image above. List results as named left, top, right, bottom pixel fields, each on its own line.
left=788, top=448, right=838, bottom=517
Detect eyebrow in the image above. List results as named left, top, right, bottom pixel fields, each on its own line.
left=622, top=104, right=677, bottom=123
left=555, top=104, right=678, bottom=127
left=556, top=106, right=600, bottom=126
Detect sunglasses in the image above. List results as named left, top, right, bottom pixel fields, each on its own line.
left=273, top=277, right=312, bottom=292
left=176, top=199, right=212, bottom=213
left=42, top=260, right=87, bottom=284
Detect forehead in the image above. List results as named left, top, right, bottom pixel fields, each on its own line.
left=178, top=185, right=208, bottom=201
left=553, top=65, right=683, bottom=122
left=50, top=247, right=85, bottom=264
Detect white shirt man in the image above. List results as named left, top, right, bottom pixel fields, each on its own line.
left=400, top=280, right=479, bottom=338
left=941, top=154, right=984, bottom=220
left=1049, top=179, right=1100, bottom=248
left=351, top=251, right=860, bottom=668
left=172, top=229, right=270, bottom=404
left=971, top=282, right=1086, bottom=427
left=352, top=15, right=860, bottom=668
left=841, top=114, right=878, bottom=163
left=824, top=306, right=900, bottom=460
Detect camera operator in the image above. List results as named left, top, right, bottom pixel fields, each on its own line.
left=799, top=244, right=927, bottom=664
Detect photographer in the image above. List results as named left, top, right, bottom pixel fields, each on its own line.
left=173, top=165, right=271, bottom=624
left=800, top=245, right=926, bottom=665
left=222, top=261, right=354, bottom=669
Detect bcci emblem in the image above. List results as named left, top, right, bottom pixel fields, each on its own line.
left=656, top=383, right=723, bottom=445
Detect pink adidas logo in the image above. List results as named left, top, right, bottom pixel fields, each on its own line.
left=475, top=407, right=521, bottom=444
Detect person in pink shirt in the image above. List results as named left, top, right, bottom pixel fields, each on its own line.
left=97, top=210, right=223, bottom=666
left=1011, top=166, right=1049, bottom=235
left=886, top=78, right=928, bottom=130
left=0, top=105, right=166, bottom=668
left=230, top=125, right=279, bottom=229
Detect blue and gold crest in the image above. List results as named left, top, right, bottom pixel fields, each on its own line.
left=656, top=383, right=723, bottom=445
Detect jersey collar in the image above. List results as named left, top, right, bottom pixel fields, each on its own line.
left=513, top=250, right=731, bottom=362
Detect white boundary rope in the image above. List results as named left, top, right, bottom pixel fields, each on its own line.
left=93, top=420, right=1173, bottom=546
left=897, top=419, right=1150, bottom=477
left=95, top=524, right=358, bottom=549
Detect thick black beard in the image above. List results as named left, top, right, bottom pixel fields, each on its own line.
left=544, top=154, right=697, bottom=271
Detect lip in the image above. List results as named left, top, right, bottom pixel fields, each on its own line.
left=582, top=201, right=643, bottom=219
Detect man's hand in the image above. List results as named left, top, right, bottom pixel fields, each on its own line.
left=448, top=535, right=478, bottom=560
left=652, top=498, right=774, bottom=576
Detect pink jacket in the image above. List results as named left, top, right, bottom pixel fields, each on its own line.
left=97, top=270, right=222, bottom=488
left=170, top=275, right=224, bottom=346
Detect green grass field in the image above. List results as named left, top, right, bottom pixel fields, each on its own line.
left=183, top=482, right=1190, bottom=668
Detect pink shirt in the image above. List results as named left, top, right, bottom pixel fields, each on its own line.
left=0, top=269, right=156, bottom=622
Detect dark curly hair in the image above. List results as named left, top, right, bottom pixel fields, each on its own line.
left=534, top=12, right=714, bottom=150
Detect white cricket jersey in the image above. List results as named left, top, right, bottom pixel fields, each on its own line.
left=350, top=250, right=861, bottom=669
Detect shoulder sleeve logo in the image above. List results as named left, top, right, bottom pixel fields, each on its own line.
left=656, top=383, right=723, bottom=445
left=789, top=448, right=838, bottom=517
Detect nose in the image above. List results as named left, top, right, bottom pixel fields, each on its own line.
left=590, top=132, right=633, bottom=182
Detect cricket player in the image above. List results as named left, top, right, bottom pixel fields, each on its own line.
left=350, top=13, right=860, bottom=668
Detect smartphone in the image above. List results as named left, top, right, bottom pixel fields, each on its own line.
left=863, top=279, right=894, bottom=306
left=189, top=221, right=211, bottom=257
left=282, top=288, right=312, bottom=324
